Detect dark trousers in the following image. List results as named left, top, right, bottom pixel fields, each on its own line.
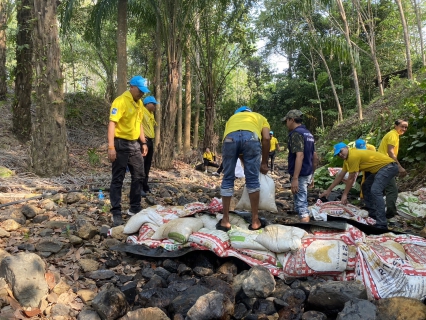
left=203, top=159, right=219, bottom=169
left=217, top=162, right=223, bottom=174
left=110, top=138, right=145, bottom=215
left=362, top=162, right=399, bottom=228
left=385, top=177, right=398, bottom=217
left=269, top=150, right=276, bottom=171
left=142, top=138, right=154, bottom=192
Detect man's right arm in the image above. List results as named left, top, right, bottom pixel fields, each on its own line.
left=320, top=169, right=347, bottom=198
left=108, top=121, right=117, bottom=162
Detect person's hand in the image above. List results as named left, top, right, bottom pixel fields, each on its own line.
left=108, top=149, right=116, bottom=163
left=260, top=163, right=268, bottom=174
left=341, top=194, right=348, bottom=205
left=399, top=167, right=407, bottom=178
left=291, top=178, right=299, bottom=194
left=308, top=179, right=314, bottom=188
left=319, top=190, right=331, bottom=199
left=142, top=144, right=148, bottom=157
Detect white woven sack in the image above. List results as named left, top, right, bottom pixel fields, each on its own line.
left=235, top=173, right=278, bottom=212
left=255, top=224, right=307, bottom=253
left=151, top=217, right=203, bottom=243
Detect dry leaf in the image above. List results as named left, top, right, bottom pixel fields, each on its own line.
left=45, top=272, right=56, bottom=289
left=73, top=269, right=79, bottom=281
left=7, top=296, right=21, bottom=311
left=22, top=307, right=41, bottom=317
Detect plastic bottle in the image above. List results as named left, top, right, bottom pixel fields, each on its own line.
left=98, top=190, right=105, bottom=200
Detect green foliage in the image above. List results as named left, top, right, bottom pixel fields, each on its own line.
left=87, top=148, right=100, bottom=166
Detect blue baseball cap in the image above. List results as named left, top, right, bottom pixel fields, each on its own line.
left=234, top=106, right=252, bottom=114
left=270, top=131, right=274, bottom=135
left=355, top=139, right=366, bottom=150
left=333, top=142, right=348, bottom=156
left=143, top=96, right=158, bottom=105
left=129, top=75, right=150, bottom=93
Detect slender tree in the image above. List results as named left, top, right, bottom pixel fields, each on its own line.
left=0, top=0, right=12, bottom=99
left=12, top=0, right=33, bottom=141
left=116, top=0, right=127, bottom=95
left=183, top=38, right=192, bottom=154
left=31, top=0, right=68, bottom=176
left=410, top=0, right=424, bottom=67
left=176, top=54, right=183, bottom=153
left=395, top=0, right=412, bottom=79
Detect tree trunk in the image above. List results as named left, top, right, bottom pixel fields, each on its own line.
left=183, top=43, right=191, bottom=154
left=395, top=0, right=412, bottom=80
left=176, top=54, right=183, bottom=153
left=0, top=0, right=7, bottom=100
left=307, top=51, right=324, bottom=130
left=31, top=0, right=68, bottom=176
left=154, top=13, right=162, bottom=156
left=193, top=15, right=200, bottom=149
left=336, top=0, right=363, bottom=120
left=13, top=0, right=33, bottom=141
left=411, top=0, right=425, bottom=67
left=116, top=0, right=127, bottom=96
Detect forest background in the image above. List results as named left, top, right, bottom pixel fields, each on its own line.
left=0, top=0, right=425, bottom=185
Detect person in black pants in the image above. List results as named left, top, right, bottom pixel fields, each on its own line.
left=141, top=96, right=158, bottom=196
left=107, top=75, right=150, bottom=226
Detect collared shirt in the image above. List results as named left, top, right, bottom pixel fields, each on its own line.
left=270, top=137, right=279, bottom=151
left=223, top=112, right=270, bottom=140
left=343, top=149, right=394, bottom=174
left=203, top=151, right=215, bottom=161
left=142, top=106, right=156, bottom=139
left=378, top=129, right=399, bottom=157
left=109, top=91, right=143, bottom=140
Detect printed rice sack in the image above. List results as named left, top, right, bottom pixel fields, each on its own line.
left=255, top=225, right=307, bottom=253
left=197, top=213, right=219, bottom=230
left=216, top=213, right=249, bottom=229
left=237, top=248, right=280, bottom=267
left=151, top=217, right=203, bottom=243
left=188, top=228, right=230, bottom=257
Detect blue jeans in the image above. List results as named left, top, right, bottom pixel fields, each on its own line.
left=362, top=162, right=399, bottom=228
left=220, top=131, right=261, bottom=197
left=291, top=175, right=312, bottom=219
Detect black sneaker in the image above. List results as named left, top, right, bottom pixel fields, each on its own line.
left=111, top=214, right=124, bottom=227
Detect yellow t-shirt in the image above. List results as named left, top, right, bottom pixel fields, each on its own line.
left=343, top=149, right=394, bottom=174
left=270, top=137, right=279, bottom=151
left=366, top=144, right=376, bottom=151
left=203, top=152, right=215, bottom=161
left=378, top=129, right=399, bottom=157
left=223, top=112, right=270, bottom=140
left=142, top=106, right=156, bottom=139
left=109, top=91, right=143, bottom=140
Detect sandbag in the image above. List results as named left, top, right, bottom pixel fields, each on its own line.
left=255, top=224, right=307, bottom=253
left=235, top=173, right=278, bottom=212
left=151, top=217, right=203, bottom=243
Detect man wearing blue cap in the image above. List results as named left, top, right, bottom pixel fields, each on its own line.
left=282, top=109, right=318, bottom=222
left=320, top=142, right=399, bottom=229
left=107, top=75, right=150, bottom=226
left=141, top=96, right=158, bottom=196
left=216, top=106, right=271, bottom=231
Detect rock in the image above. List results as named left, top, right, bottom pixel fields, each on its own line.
left=252, top=298, right=276, bottom=315
left=0, top=249, right=11, bottom=262
left=0, top=208, right=26, bottom=225
left=66, top=192, right=86, bottom=204
left=186, top=290, right=234, bottom=320
left=0, top=252, right=48, bottom=307
left=336, top=298, right=377, bottom=320
left=302, top=310, right=328, bottom=320
left=45, top=221, right=71, bottom=229
left=17, top=243, right=35, bottom=251
left=242, top=266, right=276, bottom=298
left=233, top=302, right=249, bottom=320
left=77, top=290, right=96, bottom=304
left=217, top=261, right=238, bottom=276
left=120, top=281, right=138, bottom=304
left=86, top=269, right=115, bottom=280
left=144, top=274, right=167, bottom=289
left=92, top=284, right=129, bottom=320
left=139, top=287, right=180, bottom=310
left=69, top=235, right=84, bottom=245
left=39, top=228, right=54, bottom=237
left=375, top=297, right=426, bottom=320
left=307, top=281, right=368, bottom=315
left=163, top=259, right=180, bottom=273
left=35, top=239, right=63, bottom=253
left=51, top=303, right=72, bottom=318
left=109, top=225, right=127, bottom=240
left=120, top=307, right=170, bottom=320
left=57, top=208, right=71, bottom=217
left=40, top=199, right=57, bottom=211
left=77, top=309, right=101, bottom=320
left=193, top=266, right=213, bottom=277
left=33, top=215, right=49, bottom=223
left=79, top=259, right=99, bottom=272
left=1, top=219, right=21, bottom=231
left=154, top=266, right=171, bottom=280
left=53, top=279, right=71, bottom=295
left=21, top=204, right=41, bottom=218
left=177, top=263, right=192, bottom=276
left=169, top=284, right=211, bottom=316
left=199, top=276, right=235, bottom=303
left=76, top=220, right=99, bottom=240
left=0, top=228, right=10, bottom=238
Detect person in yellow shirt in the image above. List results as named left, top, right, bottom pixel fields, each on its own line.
left=107, top=75, right=150, bottom=226
left=203, top=147, right=219, bottom=173
left=320, top=142, right=398, bottom=229
left=217, top=106, right=270, bottom=232
left=355, top=139, right=376, bottom=200
left=378, top=119, right=408, bottom=218
left=141, top=96, right=158, bottom=196
left=269, top=131, right=280, bottom=172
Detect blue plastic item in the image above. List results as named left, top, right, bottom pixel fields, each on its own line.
left=98, top=190, right=105, bottom=200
